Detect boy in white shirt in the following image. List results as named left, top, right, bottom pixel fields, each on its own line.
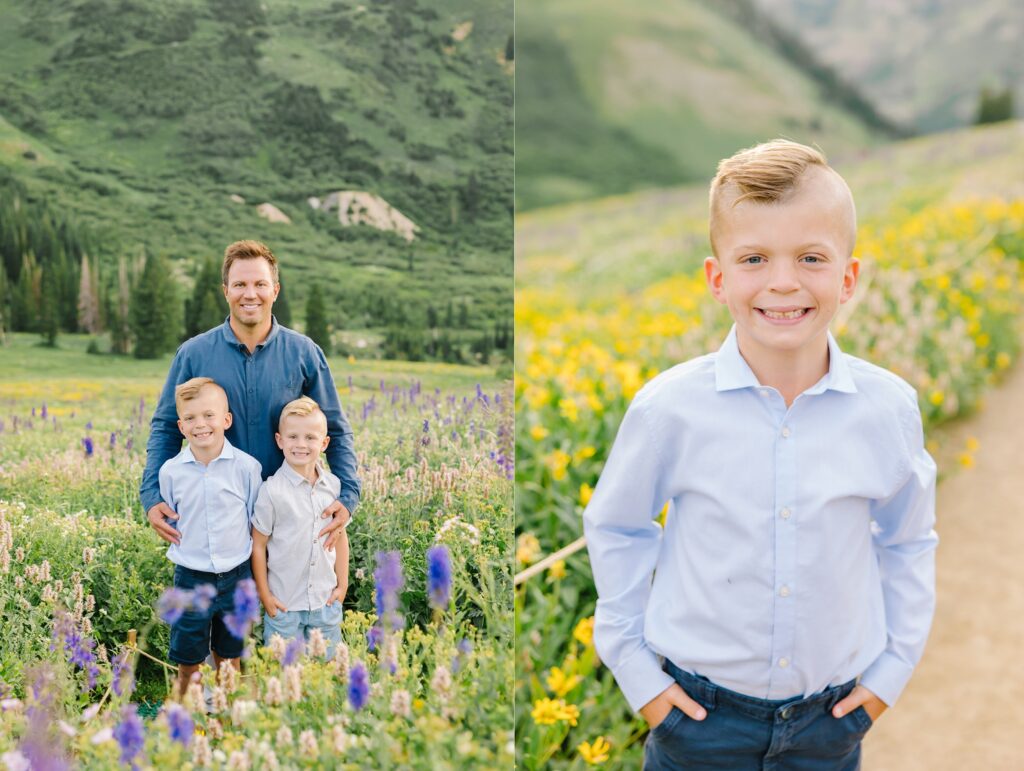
left=251, top=397, right=349, bottom=657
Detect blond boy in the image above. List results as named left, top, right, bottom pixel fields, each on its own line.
left=251, top=397, right=349, bottom=657
left=158, top=377, right=263, bottom=696
left=584, top=140, right=937, bottom=770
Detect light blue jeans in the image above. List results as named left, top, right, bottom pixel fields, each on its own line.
left=262, top=601, right=343, bottom=658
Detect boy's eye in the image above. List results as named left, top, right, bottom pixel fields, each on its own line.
left=801, top=255, right=822, bottom=263
left=744, top=255, right=765, bottom=264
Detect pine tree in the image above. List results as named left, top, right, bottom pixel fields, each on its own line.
left=0, top=265, right=9, bottom=345
left=275, top=272, right=292, bottom=327
left=185, top=256, right=226, bottom=337
left=110, top=256, right=132, bottom=355
left=305, top=283, right=331, bottom=354
left=38, top=265, right=59, bottom=347
left=13, top=251, right=40, bottom=332
left=130, top=252, right=182, bottom=358
left=77, top=253, right=100, bottom=333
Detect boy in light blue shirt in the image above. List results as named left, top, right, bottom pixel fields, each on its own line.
left=584, top=140, right=937, bottom=770
left=158, top=377, right=263, bottom=696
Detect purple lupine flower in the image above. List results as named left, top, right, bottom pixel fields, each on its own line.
left=109, top=432, right=117, bottom=448
left=157, top=587, right=192, bottom=625
left=41, top=403, right=47, bottom=419
left=125, top=437, right=133, bottom=452
left=113, top=704, right=145, bottom=769
left=0, top=420, right=5, bottom=433
left=453, top=637, right=473, bottom=673
left=165, top=703, right=193, bottom=747
left=85, top=421, right=92, bottom=430
left=426, top=545, right=452, bottom=610
left=348, top=663, right=369, bottom=711
left=111, top=650, right=135, bottom=697
left=51, top=612, right=100, bottom=690
left=81, top=437, right=94, bottom=457
left=223, top=579, right=260, bottom=639
left=282, top=637, right=305, bottom=666
left=373, top=551, right=404, bottom=631
left=191, top=583, right=216, bottom=613
left=422, top=419, right=429, bottom=432
left=32, top=406, right=36, bottom=417
left=366, top=625, right=382, bottom=652
left=476, top=383, right=483, bottom=399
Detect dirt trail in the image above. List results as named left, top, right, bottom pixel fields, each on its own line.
left=863, top=363, right=1024, bottom=769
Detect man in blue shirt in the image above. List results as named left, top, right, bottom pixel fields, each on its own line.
left=141, top=240, right=359, bottom=552
left=584, top=140, right=937, bottom=769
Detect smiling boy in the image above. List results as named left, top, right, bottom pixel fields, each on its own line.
left=584, top=140, right=937, bottom=769
left=158, top=377, right=263, bottom=696
left=251, top=397, right=348, bottom=658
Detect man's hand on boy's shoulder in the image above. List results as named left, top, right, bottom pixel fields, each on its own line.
left=640, top=683, right=707, bottom=730
left=147, top=502, right=180, bottom=545
left=318, top=501, right=350, bottom=550
left=833, top=684, right=888, bottom=723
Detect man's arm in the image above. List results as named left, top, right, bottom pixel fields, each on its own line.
left=142, top=349, right=189, bottom=543
left=303, top=343, right=360, bottom=548
left=847, top=398, right=938, bottom=712
left=583, top=391, right=705, bottom=724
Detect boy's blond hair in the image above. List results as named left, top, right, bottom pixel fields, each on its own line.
left=174, top=377, right=227, bottom=415
left=709, top=139, right=855, bottom=254
left=279, top=396, right=327, bottom=431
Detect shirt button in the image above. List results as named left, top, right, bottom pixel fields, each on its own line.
left=780, top=508, right=791, bottom=519
left=778, top=657, right=789, bottom=668
left=760, top=389, right=770, bottom=397
left=781, top=426, right=791, bottom=438
left=779, top=585, right=791, bottom=597
left=780, top=706, right=793, bottom=720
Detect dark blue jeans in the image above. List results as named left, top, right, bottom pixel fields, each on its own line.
left=644, top=660, right=873, bottom=770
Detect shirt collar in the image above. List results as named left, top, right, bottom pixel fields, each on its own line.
left=220, top=316, right=281, bottom=351
left=280, top=460, right=329, bottom=488
left=714, top=325, right=857, bottom=395
left=180, top=437, right=237, bottom=465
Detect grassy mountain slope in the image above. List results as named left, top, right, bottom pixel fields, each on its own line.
left=750, top=0, right=1024, bottom=132
left=516, top=0, right=882, bottom=211
left=0, top=0, right=512, bottom=344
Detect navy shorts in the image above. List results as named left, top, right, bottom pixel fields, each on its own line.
left=644, top=660, right=873, bottom=771
left=169, top=561, right=252, bottom=665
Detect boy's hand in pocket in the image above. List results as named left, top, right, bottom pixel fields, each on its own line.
left=262, top=594, right=287, bottom=618
left=833, top=684, right=887, bottom=722
left=640, top=683, right=707, bottom=730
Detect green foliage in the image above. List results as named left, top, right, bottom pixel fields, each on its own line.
left=305, top=282, right=331, bottom=355
left=274, top=271, right=293, bottom=328
left=975, top=85, right=1015, bottom=125
left=129, top=252, right=182, bottom=358
left=184, top=256, right=227, bottom=338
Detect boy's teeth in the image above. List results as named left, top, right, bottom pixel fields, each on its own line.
left=763, top=309, right=806, bottom=320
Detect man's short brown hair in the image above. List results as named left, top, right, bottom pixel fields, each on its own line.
left=222, top=240, right=279, bottom=286
left=174, top=377, right=228, bottom=416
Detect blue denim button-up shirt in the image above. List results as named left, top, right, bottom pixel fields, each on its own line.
left=140, top=318, right=360, bottom=516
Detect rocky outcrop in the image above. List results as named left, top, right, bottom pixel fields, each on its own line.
left=256, top=203, right=291, bottom=224
left=308, top=191, right=419, bottom=242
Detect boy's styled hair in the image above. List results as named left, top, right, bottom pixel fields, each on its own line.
left=222, top=240, right=279, bottom=285
left=709, top=139, right=853, bottom=254
left=279, top=396, right=327, bottom=430
left=174, top=377, right=227, bottom=415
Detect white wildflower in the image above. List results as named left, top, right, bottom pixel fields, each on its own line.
left=390, top=689, right=411, bottom=718
left=299, top=730, right=318, bottom=759
left=307, top=628, right=327, bottom=658
left=264, top=676, right=283, bottom=707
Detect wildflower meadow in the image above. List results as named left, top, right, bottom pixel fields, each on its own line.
left=514, top=129, right=1024, bottom=767
left=0, top=340, right=513, bottom=769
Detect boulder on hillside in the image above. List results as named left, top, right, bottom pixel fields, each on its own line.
left=256, top=203, right=291, bottom=224
left=309, top=191, right=419, bottom=242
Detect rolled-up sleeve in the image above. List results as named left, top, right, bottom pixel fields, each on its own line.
left=583, top=389, right=675, bottom=712
left=859, top=398, right=938, bottom=707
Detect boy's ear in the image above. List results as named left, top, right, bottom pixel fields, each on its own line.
left=224, top=411, right=233, bottom=430
left=177, top=418, right=185, bottom=437
left=274, top=432, right=284, bottom=450
left=840, top=257, right=860, bottom=303
left=321, top=436, right=330, bottom=452
left=704, top=256, right=727, bottom=304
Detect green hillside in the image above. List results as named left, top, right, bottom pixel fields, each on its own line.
left=516, top=0, right=885, bottom=211
left=0, top=0, right=512, bottom=360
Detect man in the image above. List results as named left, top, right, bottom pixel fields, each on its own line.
left=141, top=240, right=358, bottom=551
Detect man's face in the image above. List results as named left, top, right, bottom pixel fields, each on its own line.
left=177, top=386, right=232, bottom=453
left=223, top=258, right=279, bottom=329
left=276, top=412, right=330, bottom=468
left=705, top=168, right=859, bottom=362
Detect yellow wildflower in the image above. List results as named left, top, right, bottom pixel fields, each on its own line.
left=557, top=701, right=580, bottom=726
left=531, top=698, right=565, bottom=726
left=928, top=390, right=944, bottom=407
left=965, top=436, right=980, bottom=452
left=559, top=398, right=579, bottom=423
left=516, top=533, right=541, bottom=565
left=578, top=736, right=612, bottom=765
left=546, top=666, right=581, bottom=697
left=545, top=449, right=571, bottom=481
left=573, top=446, right=597, bottom=463
left=975, top=332, right=991, bottom=348
left=529, top=425, right=549, bottom=441
left=573, top=616, right=595, bottom=647
left=579, top=483, right=593, bottom=507
left=958, top=453, right=975, bottom=469
left=547, top=560, right=567, bottom=582
left=996, top=352, right=1011, bottom=370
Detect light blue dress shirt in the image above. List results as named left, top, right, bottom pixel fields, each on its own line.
left=158, top=438, right=264, bottom=573
left=583, top=327, right=938, bottom=713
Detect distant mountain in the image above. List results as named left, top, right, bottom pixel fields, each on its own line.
left=750, top=0, right=1024, bottom=132
left=516, top=0, right=891, bottom=211
left=0, top=0, right=512, bottom=349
